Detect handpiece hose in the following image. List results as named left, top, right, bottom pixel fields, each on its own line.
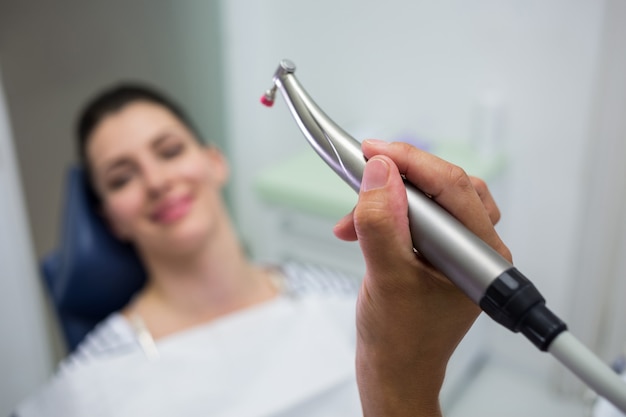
left=262, top=59, right=626, bottom=412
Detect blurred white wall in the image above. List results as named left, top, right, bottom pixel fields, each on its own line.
left=221, top=0, right=606, bottom=375
left=559, top=0, right=626, bottom=394
left=0, top=66, right=54, bottom=417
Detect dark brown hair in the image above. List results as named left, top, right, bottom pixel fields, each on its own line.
left=76, top=83, right=204, bottom=170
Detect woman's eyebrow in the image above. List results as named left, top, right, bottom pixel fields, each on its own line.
left=103, top=157, right=133, bottom=175
left=100, top=131, right=180, bottom=175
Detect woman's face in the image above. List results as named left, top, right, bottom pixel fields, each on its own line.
left=87, top=100, right=228, bottom=256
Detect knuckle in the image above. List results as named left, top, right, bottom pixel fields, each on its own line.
left=470, top=176, right=487, bottom=193
left=389, top=140, right=412, bottom=151
left=389, top=141, right=419, bottom=159
left=353, top=203, right=391, bottom=234
left=491, top=205, right=502, bottom=223
left=496, top=242, right=513, bottom=263
left=446, top=164, right=472, bottom=190
left=490, top=209, right=501, bottom=225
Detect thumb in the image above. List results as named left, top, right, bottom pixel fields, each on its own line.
left=354, top=156, right=417, bottom=283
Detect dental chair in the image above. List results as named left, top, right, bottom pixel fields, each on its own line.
left=41, top=166, right=147, bottom=353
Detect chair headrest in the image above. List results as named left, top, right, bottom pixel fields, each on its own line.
left=41, top=166, right=146, bottom=351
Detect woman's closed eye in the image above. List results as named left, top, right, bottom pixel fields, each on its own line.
left=106, top=168, right=135, bottom=190
left=158, top=141, right=185, bottom=160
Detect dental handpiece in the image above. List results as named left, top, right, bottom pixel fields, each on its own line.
left=261, top=59, right=626, bottom=412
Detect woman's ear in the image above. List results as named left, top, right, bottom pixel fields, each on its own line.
left=204, top=146, right=229, bottom=186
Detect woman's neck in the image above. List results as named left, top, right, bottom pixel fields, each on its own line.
left=124, top=223, right=280, bottom=339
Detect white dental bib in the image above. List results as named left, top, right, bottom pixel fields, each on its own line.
left=16, top=295, right=361, bottom=417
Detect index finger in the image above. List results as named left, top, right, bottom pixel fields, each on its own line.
left=361, top=140, right=506, bottom=255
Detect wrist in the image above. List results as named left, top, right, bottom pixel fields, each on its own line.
left=356, top=343, right=444, bottom=417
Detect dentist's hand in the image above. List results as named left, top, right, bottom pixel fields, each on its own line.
left=334, top=140, right=511, bottom=417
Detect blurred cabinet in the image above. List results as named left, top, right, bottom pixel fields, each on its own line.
left=254, top=150, right=364, bottom=277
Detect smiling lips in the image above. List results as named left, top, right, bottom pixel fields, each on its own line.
left=151, top=195, right=193, bottom=224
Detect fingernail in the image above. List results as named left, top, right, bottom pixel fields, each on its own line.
left=362, top=139, right=389, bottom=147
left=362, top=158, right=389, bottom=191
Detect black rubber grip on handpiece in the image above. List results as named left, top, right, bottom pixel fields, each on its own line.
left=479, top=268, right=567, bottom=351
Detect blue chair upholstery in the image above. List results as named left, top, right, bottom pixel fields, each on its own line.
left=41, top=166, right=147, bottom=353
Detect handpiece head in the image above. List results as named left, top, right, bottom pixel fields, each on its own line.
left=260, top=59, right=297, bottom=107
left=260, top=59, right=365, bottom=192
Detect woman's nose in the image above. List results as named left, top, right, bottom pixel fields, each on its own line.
left=142, top=162, right=171, bottom=198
